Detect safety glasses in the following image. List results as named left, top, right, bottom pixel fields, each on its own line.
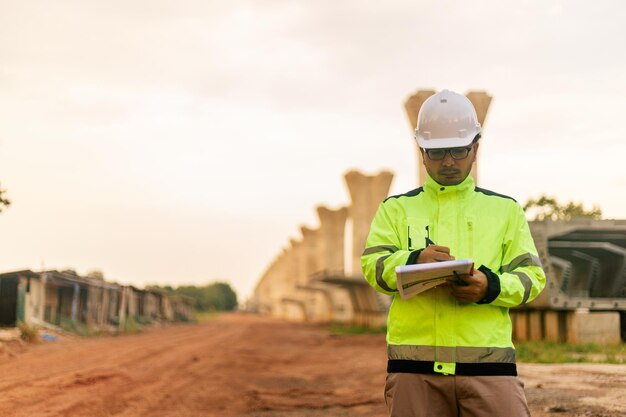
left=424, top=146, right=473, bottom=161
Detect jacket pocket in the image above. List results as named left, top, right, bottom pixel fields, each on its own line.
left=406, top=217, right=430, bottom=251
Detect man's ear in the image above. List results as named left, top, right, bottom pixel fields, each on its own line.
left=472, top=142, right=479, bottom=161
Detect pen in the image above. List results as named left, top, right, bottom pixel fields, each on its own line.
left=453, top=270, right=469, bottom=286
left=425, top=226, right=435, bottom=247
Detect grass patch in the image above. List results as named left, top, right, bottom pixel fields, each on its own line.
left=59, top=318, right=103, bottom=337
left=193, top=311, right=218, bottom=323
left=119, top=317, right=144, bottom=335
left=17, top=321, right=40, bottom=343
left=328, top=324, right=387, bottom=336
left=516, top=341, right=626, bottom=364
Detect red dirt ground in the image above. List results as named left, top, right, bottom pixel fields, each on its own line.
left=0, top=313, right=624, bottom=417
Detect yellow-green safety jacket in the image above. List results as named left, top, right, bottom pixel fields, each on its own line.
left=361, top=175, right=546, bottom=376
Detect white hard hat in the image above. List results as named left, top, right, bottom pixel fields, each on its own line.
left=415, top=89, right=481, bottom=149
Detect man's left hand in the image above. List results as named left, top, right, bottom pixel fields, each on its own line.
left=447, top=269, right=488, bottom=303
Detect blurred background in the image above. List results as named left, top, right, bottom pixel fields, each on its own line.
left=1, top=0, right=625, bottom=302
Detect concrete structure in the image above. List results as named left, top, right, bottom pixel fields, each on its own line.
left=404, top=89, right=492, bottom=185
left=512, top=219, right=626, bottom=343
left=524, top=220, right=626, bottom=311
left=344, top=170, right=394, bottom=276
left=153, top=289, right=174, bottom=321
left=403, top=89, right=625, bottom=343
left=170, top=295, right=195, bottom=322
left=252, top=87, right=626, bottom=343
left=0, top=270, right=44, bottom=327
left=314, top=170, right=394, bottom=326
left=296, top=207, right=355, bottom=323
left=252, top=170, right=394, bottom=327
left=40, top=271, right=124, bottom=329
left=0, top=269, right=193, bottom=332
left=316, top=206, right=348, bottom=273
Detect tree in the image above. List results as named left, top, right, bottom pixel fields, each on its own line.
left=86, top=270, right=105, bottom=281
left=203, top=282, right=238, bottom=311
left=0, top=183, right=10, bottom=213
left=149, top=282, right=238, bottom=312
left=523, top=195, right=602, bottom=221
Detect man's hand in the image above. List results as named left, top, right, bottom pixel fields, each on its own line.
left=417, top=245, right=455, bottom=263
left=447, top=269, right=488, bottom=303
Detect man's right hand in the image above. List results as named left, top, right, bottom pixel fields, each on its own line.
left=417, top=245, right=455, bottom=263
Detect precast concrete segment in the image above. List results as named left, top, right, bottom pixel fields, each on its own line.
left=523, top=220, right=626, bottom=311
left=549, top=241, right=626, bottom=298
left=344, top=170, right=394, bottom=277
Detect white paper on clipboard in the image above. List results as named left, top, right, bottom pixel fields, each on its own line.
left=395, top=259, right=474, bottom=299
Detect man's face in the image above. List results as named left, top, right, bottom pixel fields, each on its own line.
left=421, top=142, right=479, bottom=186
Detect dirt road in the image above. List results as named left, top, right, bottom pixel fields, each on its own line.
left=0, top=314, right=624, bottom=417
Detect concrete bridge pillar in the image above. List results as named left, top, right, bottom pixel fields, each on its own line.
left=316, top=205, right=349, bottom=273
left=344, top=170, right=394, bottom=276
left=300, top=226, right=321, bottom=279
left=288, top=238, right=307, bottom=286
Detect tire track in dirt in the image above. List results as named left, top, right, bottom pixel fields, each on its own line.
left=1, top=314, right=624, bottom=417
left=0, top=320, right=252, bottom=417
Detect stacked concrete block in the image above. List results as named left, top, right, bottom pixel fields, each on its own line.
left=512, top=219, right=626, bottom=343
left=511, top=309, right=622, bottom=345
left=566, top=310, right=621, bottom=345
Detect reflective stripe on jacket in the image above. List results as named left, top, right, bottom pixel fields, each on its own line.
left=361, top=175, right=546, bottom=376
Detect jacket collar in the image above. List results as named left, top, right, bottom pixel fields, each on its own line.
left=424, top=174, right=475, bottom=197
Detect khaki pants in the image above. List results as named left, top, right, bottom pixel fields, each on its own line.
left=385, top=373, right=530, bottom=417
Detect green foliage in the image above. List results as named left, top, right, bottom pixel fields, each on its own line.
left=148, top=282, right=238, bottom=312
left=0, top=183, right=10, bottom=213
left=86, top=270, right=105, bottom=281
left=58, top=318, right=102, bottom=337
left=120, top=317, right=144, bottom=334
left=516, top=341, right=626, bottom=364
left=194, top=311, right=219, bottom=323
left=174, top=311, right=195, bottom=322
left=523, top=195, right=602, bottom=221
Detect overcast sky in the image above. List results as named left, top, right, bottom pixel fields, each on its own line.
left=1, top=0, right=625, bottom=300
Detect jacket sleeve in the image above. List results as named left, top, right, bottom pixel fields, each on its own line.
left=479, top=203, right=546, bottom=307
left=360, top=202, right=417, bottom=295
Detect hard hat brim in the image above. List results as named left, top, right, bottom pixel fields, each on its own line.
left=415, top=132, right=479, bottom=149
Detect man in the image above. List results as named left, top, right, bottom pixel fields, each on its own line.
left=361, top=89, right=546, bottom=417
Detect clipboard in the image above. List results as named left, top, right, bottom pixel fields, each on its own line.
left=395, top=259, right=474, bottom=299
